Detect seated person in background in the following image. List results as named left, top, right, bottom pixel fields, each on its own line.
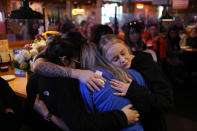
left=179, top=26, right=188, bottom=46
left=165, top=25, right=184, bottom=84
left=33, top=31, right=105, bottom=92
left=145, top=24, right=167, bottom=65
left=124, top=21, right=146, bottom=52
left=0, top=77, right=22, bottom=131
left=166, top=25, right=182, bottom=64
left=79, top=20, right=87, bottom=38
left=19, top=20, right=31, bottom=40
left=185, top=26, right=197, bottom=77
left=186, top=26, right=197, bottom=48
left=28, top=35, right=139, bottom=131
left=124, top=21, right=157, bottom=62
left=80, top=43, right=146, bottom=131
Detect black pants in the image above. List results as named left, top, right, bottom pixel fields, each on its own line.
left=0, top=113, right=22, bottom=131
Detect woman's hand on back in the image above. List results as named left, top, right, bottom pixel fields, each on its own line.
left=121, top=104, right=140, bottom=125
left=73, top=69, right=106, bottom=92
left=33, top=94, right=49, bottom=118
left=110, top=75, right=132, bottom=96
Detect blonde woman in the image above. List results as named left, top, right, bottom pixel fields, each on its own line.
left=98, top=34, right=173, bottom=131
left=80, top=42, right=148, bottom=131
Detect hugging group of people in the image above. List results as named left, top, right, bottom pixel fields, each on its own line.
left=26, top=23, right=173, bottom=131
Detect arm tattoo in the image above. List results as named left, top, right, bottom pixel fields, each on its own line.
left=35, top=62, right=72, bottom=78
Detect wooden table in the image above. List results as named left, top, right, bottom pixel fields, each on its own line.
left=8, top=75, right=27, bottom=98
left=0, top=66, right=27, bottom=98
left=0, top=40, right=33, bottom=98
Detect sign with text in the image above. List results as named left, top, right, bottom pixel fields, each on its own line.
left=172, top=0, right=189, bottom=9
left=130, top=0, right=152, bottom=2
left=104, top=0, right=152, bottom=2
left=72, top=9, right=85, bottom=15
left=104, top=0, right=123, bottom=2
left=0, top=40, right=10, bottom=63
left=152, top=0, right=169, bottom=5
left=15, top=68, right=26, bottom=77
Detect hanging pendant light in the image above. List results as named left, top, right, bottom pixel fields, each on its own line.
left=9, top=0, right=43, bottom=19
left=160, top=6, right=174, bottom=22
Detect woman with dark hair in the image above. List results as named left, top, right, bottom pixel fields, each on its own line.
left=124, top=21, right=157, bottom=62
left=166, top=25, right=182, bottom=64
left=79, top=20, right=87, bottom=38
left=33, top=31, right=105, bottom=92
left=165, top=25, right=184, bottom=84
left=60, top=21, right=76, bottom=34
left=91, top=24, right=113, bottom=45
left=28, top=35, right=140, bottom=131
left=124, top=21, right=146, bottom=52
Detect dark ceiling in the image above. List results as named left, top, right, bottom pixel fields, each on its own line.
left=29, top=0, right=97, bottom=6
left=25, top=0, right=197, bottom=7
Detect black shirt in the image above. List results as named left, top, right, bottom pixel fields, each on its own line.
left=26, top=74, right=128, bottom=131
left=0, top=77, right=20, bottom=114
left=127, top=52, right=173, bottom=131
left=0, top=77, right=22, bottom=131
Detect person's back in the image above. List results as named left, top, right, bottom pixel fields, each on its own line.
left=25, top=73, right=63, bottom=131
left=28, top=73, right=131, bottom=131
left=80, top=68, right=147, bottom=131
left=33, top=74, right=78, bottom=130
left=19, top=24, right=31, bottom=40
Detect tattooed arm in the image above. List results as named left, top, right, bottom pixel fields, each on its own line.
left=33, top=58, right=72, bottom=78
left=33, top=58, right=106, bottom=91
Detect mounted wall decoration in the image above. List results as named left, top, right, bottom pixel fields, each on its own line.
left=172, top=0, right=189, bottom=9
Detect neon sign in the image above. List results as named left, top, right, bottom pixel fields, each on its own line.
left=72, top=9, right=85, bottom=15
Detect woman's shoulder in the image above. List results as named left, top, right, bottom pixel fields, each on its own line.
left=127, top=69, right=141, bottom=80
left=127, top=69, right=146, bottom=85
left=131, top=51, right=157, bottom=72
left=127, top=69, right=139, bottom=75
left=132, top=51, right=153, bottom=63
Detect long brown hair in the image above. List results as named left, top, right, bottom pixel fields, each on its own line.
left=81, top=42, right=131, bottom=82
left=98, top=34, right=131, bottom=58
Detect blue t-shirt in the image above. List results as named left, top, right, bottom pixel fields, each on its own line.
left=80, top=68, right=148, bottom=131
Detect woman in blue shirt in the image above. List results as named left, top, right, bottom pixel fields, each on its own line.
left=80, top=43, right=149, bottom=131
